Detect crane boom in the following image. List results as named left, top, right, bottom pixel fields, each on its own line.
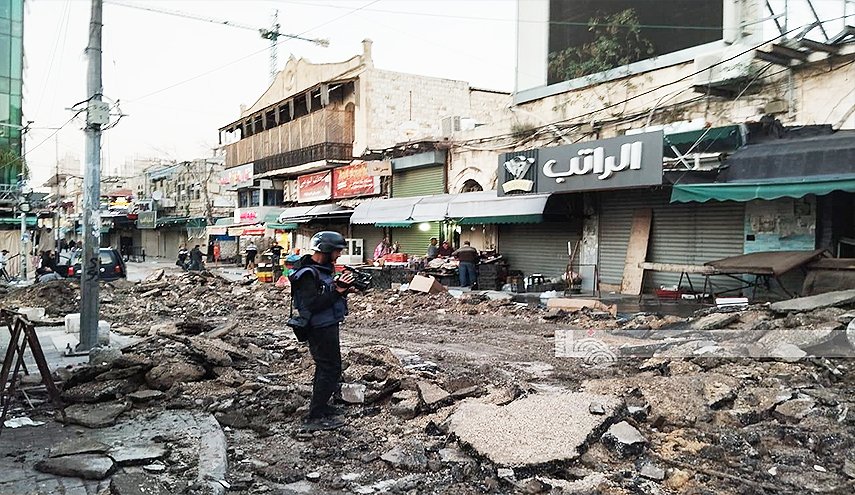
left=105, top=0, right=329, bottom=81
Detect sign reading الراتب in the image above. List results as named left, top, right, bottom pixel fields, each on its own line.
left=332, top=162, right=381, bottom=199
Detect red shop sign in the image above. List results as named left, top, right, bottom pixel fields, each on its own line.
left=332, top=162, right=381, bottom=199
left=297, top=171, right=332, bottom=203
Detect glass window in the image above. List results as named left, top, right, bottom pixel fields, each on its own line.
left=0, top=2, right=10, bottom=19
left=250, top=189, right=260, bottom=206
left=0, top=38, right=10, bottom=77
left=0, top=20, right=11, bottom=37
left=100, top=252, right=114, bottom=265
left=12, top=20, right=21, bottom=37
left=12, top=0, right=23, bottom=22
left=0, top=77, right=9, bottom=93
left=10, top=78, right=20, bottom=96
left=10, top=36, right=21, bottom=76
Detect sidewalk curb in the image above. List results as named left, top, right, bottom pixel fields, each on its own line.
left=196, top=413, right=228, bottom=495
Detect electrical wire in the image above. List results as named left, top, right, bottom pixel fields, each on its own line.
left=275, top=1, right=733, bottom=31
left=125, top=0, right=382, bottom=103
left=454, top=14, right=855, bottom=147
left=33, top=0, right=71, bottom=121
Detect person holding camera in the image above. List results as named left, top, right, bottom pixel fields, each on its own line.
left=290, top=231, right=356, bottom=431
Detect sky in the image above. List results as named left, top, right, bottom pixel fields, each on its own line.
left=21, top=0, right=518, bottom=186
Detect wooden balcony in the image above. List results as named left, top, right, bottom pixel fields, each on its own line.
left=223, top=107, right=354, bottom=169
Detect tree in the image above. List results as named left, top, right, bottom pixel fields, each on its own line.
left=548, top=8, right=654, bottom=82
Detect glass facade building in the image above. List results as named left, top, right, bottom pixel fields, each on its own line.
left=1, top=0, right=24, bottom=184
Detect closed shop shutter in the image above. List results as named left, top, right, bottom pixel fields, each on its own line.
left=392, top=224, right=440, bottom=256
left=498, top=221, right=582, bottom=280
left=392, top=166, right=445, bottom=198
left=351, top=224, right=385, bottom=261
left=598, top=189, right=745, bottom=290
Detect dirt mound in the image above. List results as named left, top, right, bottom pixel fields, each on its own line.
left=0, top=279, right=80, bottom=315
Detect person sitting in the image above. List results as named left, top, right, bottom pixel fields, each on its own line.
left=426, top=237, right=439, bottom=260
left=373, top=238, right=392, bottom=261
left=36, top=251, right=63, bottom=283
left=437, top=240, right=453, bottom=257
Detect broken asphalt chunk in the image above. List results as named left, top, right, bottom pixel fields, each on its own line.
left=601, top=421, right=647, bottom=457
left=35, top=454, right=116, bottom=480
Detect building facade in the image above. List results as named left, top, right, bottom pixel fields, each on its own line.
left=0, top=0, right=25, bottom=224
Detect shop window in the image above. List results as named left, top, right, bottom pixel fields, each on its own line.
left=263, top=189, right=283, bottom=206
left=251, top=189, right=261, bottom=207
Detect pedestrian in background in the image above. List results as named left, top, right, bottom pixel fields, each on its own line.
left=189, top=245, right=204, bottom=271
left=453, top=241, right=479, bottom=288
left=245, top=241, right=258, bottom=272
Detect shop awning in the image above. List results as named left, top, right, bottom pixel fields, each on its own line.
left=0, top=217, right=37, bottom=227
left=156, top=216, right=189, bottom=227
left=447, top=191, right=551, bottom=225
left=671, top=175, right=855, bottom=203
left=267, top=223, right=299, bottom=230
left=276, top=204, right=352, bottom=224
left=351, top=191, right=554, bottom=226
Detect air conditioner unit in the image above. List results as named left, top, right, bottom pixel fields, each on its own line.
left=440, top=116, right=461, bottom=137
left=339, top=238, right=364, bottom=265
left=693, top=47, right=756, bottom=88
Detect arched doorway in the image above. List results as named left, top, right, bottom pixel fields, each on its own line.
left=460, top=179, right=483, bottom=193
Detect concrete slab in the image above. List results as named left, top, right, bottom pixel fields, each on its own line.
left=49, top=438, right=111, bottom=458
left=35, top=454, right=116, bottom=480
left=770, top=289, right=855, bottom=314
left=110, top=472, right=170, bottom=495
left=65, top=402, right=130, bottom=428
left=449, top=392, right=621, bottom=467
left=108, top=445, right=169, bottom=466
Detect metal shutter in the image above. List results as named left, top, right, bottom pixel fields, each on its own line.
left=498, top=221, right=582, bottom=280
left=598, top=189, right=745, bottom=290
left=392, top=166, right=445, bottom=198
left=391, top=224, right=441, bottom=257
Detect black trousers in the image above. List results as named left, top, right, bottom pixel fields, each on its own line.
left=306, top=323, right=342, bottom=419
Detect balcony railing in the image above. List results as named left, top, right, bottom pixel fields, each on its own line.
left=253, top=142, right=353, bottom=175
left=0, top=184, right=20, bottom=204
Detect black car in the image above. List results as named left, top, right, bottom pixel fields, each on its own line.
left=65, top=248, right=127, bottom=281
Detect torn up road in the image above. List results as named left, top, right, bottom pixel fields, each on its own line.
left=1, top=273, right=855, bottom=494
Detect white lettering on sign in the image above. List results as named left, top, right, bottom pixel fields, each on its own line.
left=543, top=141, right=643, bottom=181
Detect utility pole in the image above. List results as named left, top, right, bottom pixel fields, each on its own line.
left=79, top=0, right=107, bottom=352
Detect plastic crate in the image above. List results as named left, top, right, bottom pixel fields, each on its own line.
left=655, top=288, right=684, bottom=300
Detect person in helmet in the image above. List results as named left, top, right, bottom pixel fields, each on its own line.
left=290, top=231, right=354, bottom=431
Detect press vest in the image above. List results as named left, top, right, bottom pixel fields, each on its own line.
left=291, top=263, right=348, bottom=328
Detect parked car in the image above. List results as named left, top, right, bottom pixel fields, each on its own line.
left=65, top=248, right=127, bottom=281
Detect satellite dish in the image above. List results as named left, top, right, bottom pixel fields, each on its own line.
left=152, top=191, right=163, bottom=201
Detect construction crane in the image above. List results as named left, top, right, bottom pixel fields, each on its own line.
left=105, top=1, right=329, bottom=82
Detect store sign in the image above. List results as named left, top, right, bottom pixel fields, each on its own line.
left=497, top=131, right=664, bottom=195
left=136, top=211, right=156, bottom=229
left=333, top=162, right=381, bottom=199
left=366, top=160, right=393, bottom=177
left=297, top=171, right=332, bottom=203
left=219, top=163, right=254, bottom=190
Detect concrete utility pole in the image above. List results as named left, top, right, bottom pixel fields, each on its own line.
left=79, top=0, right=106, bottom=352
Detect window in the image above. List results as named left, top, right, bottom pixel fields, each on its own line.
left=263, top=189, right=283, bottom=206
left=238, top=190, right=251, bottom=208
left=251, top=189, right=260, bottom=206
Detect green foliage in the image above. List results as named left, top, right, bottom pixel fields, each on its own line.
left=548, top=8, right=654, bottom=82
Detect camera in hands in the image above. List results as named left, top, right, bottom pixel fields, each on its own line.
left=336, top=265, right=372, bottom=291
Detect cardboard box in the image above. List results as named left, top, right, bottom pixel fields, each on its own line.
left=409, top=274, right=446, bottom=294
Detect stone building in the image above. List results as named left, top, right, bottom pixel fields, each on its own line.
left=216, top=39, right=509, bottom=257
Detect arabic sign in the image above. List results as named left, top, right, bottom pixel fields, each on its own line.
left=219, top=163, right=254, bottom=190
left=136, top=211, right=157, bottom=229
left=333, top=162, right=381, bottom=199
left=497, top=131, right=663, bottom=195
left=366, top=160, right=392, bottom=177
left=297, top=171, right=332, bottom=203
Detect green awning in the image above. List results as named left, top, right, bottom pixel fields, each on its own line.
left=0, top=217, right=37, bottom=226
left=187, top=217, right=207, bottom=228
left=156, top=216, right=189, bottom=227
left=376, top=221, right=415, bottom=227
left=267, top=223, right=298, bottom=230
left=671, top=175, right=855, bottom=203
left=457, top=214, right=543, bottom=225
left=214, top=217, right=234, bottom=226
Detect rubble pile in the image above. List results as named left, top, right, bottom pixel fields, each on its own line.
left=0, top=279, right=81, bottom=315
left=4, top=274, right=855, bottom=493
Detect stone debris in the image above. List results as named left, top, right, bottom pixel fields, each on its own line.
left=64, top=402, right=129, bottom=428
left=49, top=438, right=111, bottom=458
left=769, top=289, right=855, bottom=313
left=380, top=441, right=428, bottom=471
left=110, top=472, right=170, bottom=495
left=3, top=271, right=855, bottom=494
left=601, top=421, right=647, bottom=457
left=449, top=392, right=622, bottom=467
left=108, top=445, right=169, bottom=466
left=639, top=463, right=666, bottom=481
left=35, top=454, right=116, bottom=480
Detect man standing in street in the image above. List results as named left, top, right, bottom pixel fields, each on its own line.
left=290, top=231, right=355, bottom=431
left=453, top=241, right=479, bottom=288
left=245, top=241, right=258, bottom=272
left=189, top=245, right=204, bottom=271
